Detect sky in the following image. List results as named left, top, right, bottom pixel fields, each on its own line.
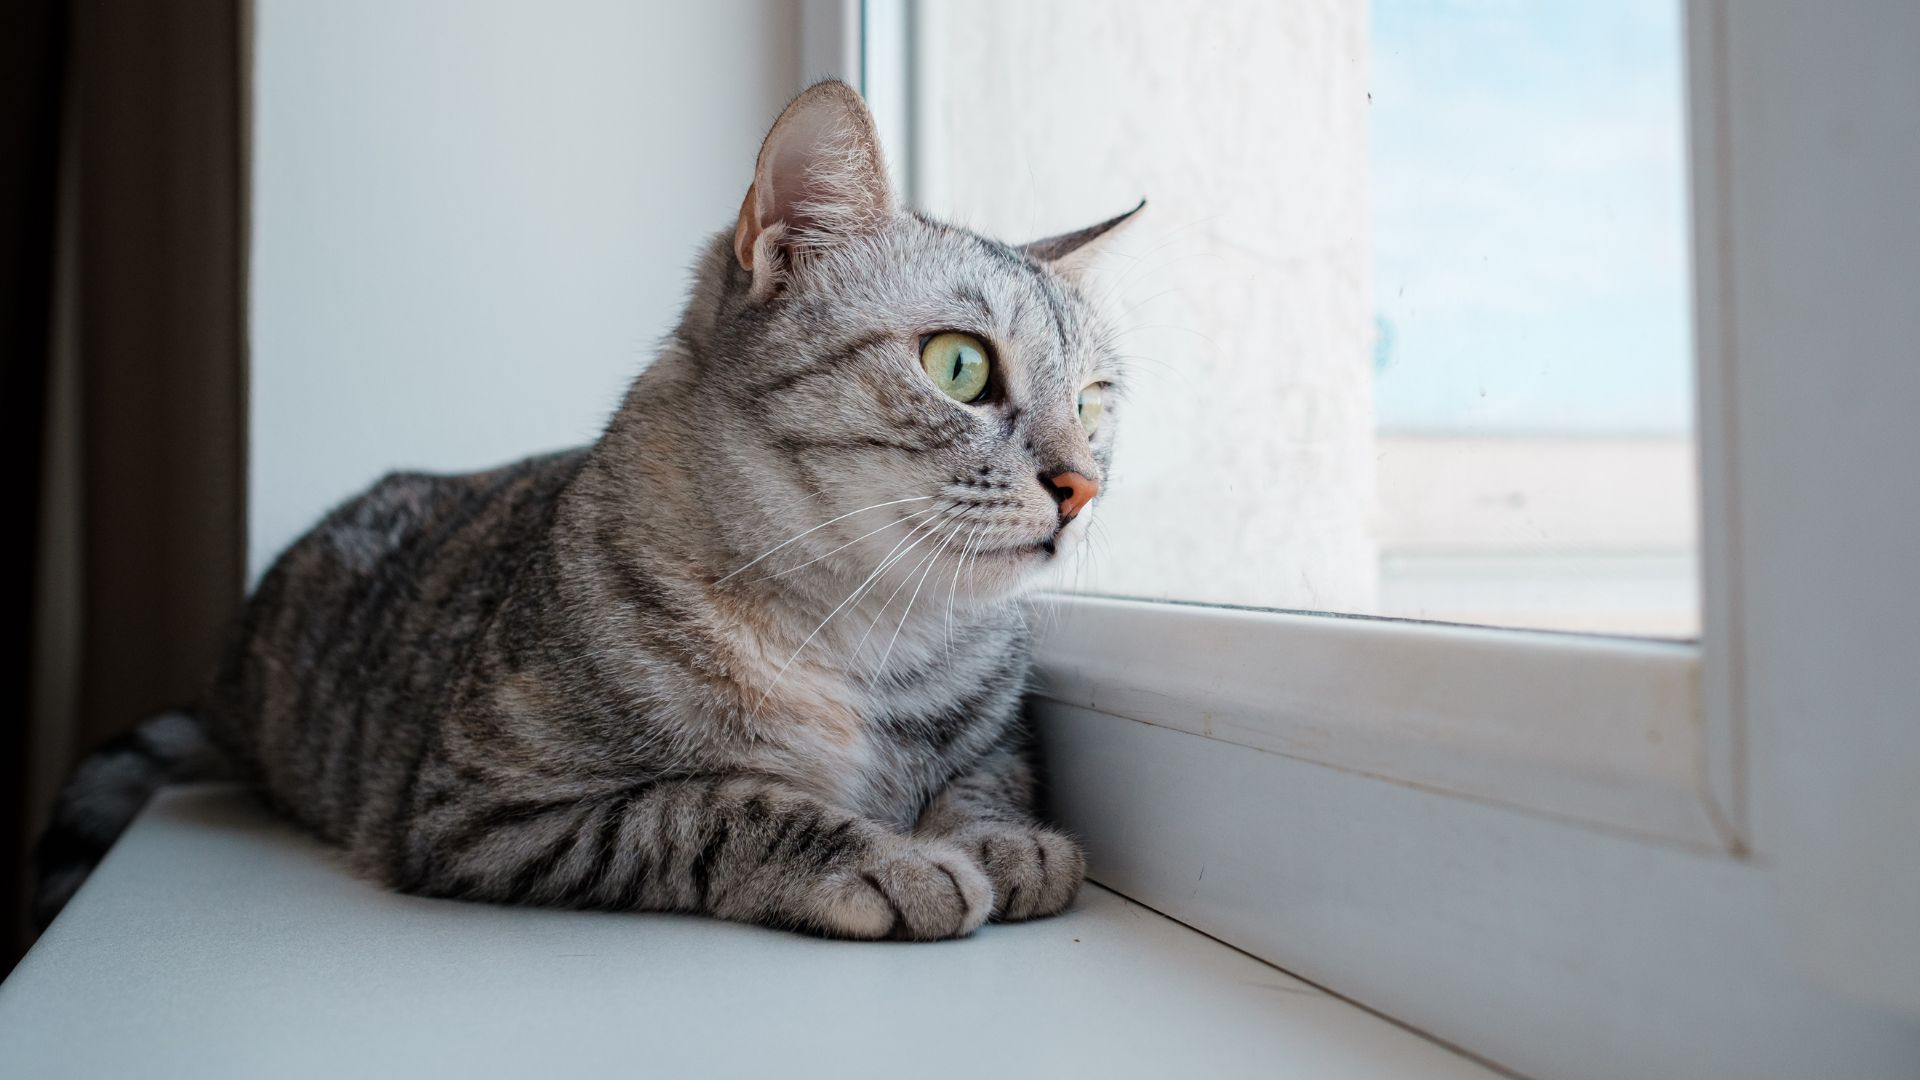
left=1369, top=0, right=1694, bottom=434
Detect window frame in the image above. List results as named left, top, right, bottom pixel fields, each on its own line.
left=1030, top=595, right=1723, bottom=849
left=860, top=0, right=1736, bottom=855
left=835, top=1, right=1920, bottom=1074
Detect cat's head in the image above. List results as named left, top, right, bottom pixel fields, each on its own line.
left=686, top=80, right=1138, bottom=607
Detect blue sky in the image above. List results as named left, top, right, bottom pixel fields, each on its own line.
left=1370, top=0, right=1693, bottom=434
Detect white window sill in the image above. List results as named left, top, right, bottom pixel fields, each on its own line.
left=1032, top=594, right=1726, bottom=852
left=0, top=786, right=1496, bottom=1079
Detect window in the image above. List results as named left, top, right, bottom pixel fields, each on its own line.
left=858, top=2, right=1920, bottom=1074
left=905, top=0, right=1697, bottom=636
left=863, top=0, right=1723, bottom=861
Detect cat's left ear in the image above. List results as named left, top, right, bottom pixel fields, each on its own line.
left=734, top=80, right=895, bottom=299
left=1021, top=200, right=1147, bottom=280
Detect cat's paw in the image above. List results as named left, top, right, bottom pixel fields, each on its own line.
left=816, top=837, right=993, bottom=941
left=966, top=826, right=1085, bottom=922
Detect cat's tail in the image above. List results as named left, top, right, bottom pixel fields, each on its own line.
left=32, top=709, right=237, bottom=929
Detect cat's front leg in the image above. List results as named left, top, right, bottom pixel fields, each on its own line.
left=395, top=774, right=992, bottom=940
left=915, top=745, right=1086, bottom=922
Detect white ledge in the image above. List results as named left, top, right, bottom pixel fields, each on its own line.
left=1031, top=594, right=1728, bottom=852
left=0, top=786, right=1496, bottom=1079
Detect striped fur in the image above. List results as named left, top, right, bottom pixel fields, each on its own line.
left=36, top=81, right=1138, bottom=940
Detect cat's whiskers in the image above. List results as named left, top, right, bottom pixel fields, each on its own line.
left=946, top=526, right=983, bottom=653
left=1051, top=516, right=1114, bottom=640
left=749, top=509, right=956, bottom=720
left=963, top=526, right=990, bottom=601
left=713, top=494, right=937, bottom=586
left=847, top=522, right=953, bottom=670
left=869, top=521, right=963, bottom=685
left=823, top=510, right=953, bottom=632
left=754, top=504, right=941, bottom=584
left=1089, top=516, right=1116, bottom=567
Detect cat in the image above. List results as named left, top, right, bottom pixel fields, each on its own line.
left=35, top=80, right=1139, bottom=941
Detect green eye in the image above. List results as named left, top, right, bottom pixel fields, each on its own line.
left=920, top=332, right=990, bottom=403
left=1077, top=384, right=1106, bottom=434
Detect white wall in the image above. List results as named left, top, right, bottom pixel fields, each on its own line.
left=915, top=0, right=1378, bottom=615
left=249, top=0, right=802, bottom=579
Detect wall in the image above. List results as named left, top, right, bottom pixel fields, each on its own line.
left=249, top=0, right=802, bottom=579
left=914, top=0, right=1378, bottom=614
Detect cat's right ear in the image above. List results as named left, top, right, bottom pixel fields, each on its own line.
left=733, top=80, right=895, bottom=300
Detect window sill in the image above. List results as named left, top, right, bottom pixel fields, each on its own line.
left=1032, top=593, right=1730, bottom=852
left=0, top=786, right=1497, bottom=1079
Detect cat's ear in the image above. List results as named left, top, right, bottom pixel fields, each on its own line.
left=1021, top=200, right=1147, bottom=280
left=733, top=80, right=895, bottom=299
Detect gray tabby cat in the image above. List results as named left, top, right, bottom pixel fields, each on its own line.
left=36, top=80, right=1138, bottom=940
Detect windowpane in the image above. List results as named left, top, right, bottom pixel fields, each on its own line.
left=911, top=0, right=1698, bottom=636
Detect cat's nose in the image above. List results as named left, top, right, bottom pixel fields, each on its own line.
left=1045, top=471, right=1100, bottom=522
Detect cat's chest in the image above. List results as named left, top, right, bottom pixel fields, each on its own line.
left=848, top=681, right=1017, bottom=827
left=759, top=631, right=1026, bottom=827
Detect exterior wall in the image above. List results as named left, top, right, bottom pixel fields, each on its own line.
left=914, top=0, right=1379, bottom=614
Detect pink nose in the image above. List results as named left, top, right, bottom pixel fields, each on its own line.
left=1048, top=471, right=1100, bottom=521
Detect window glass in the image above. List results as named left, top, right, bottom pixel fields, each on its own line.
left=912, top=0, right=1697, bottom=636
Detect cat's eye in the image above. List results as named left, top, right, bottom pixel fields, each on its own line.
left=1077, top=384, right=1107, bottom=434
left=920, top=332, right=991, bottom=403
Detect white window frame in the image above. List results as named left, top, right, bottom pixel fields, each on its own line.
left=832, top=3, right=1920, bottom=1076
